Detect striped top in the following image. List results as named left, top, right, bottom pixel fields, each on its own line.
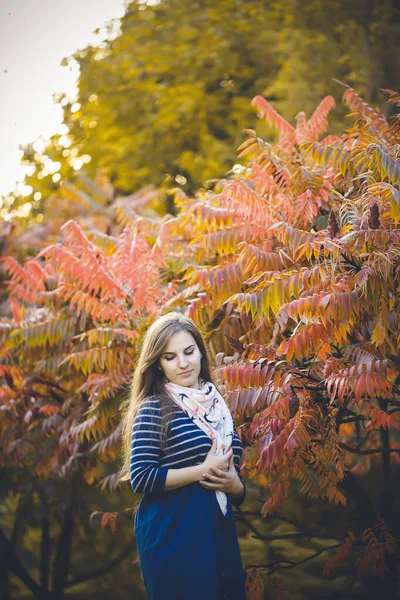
left=130, top=396, right=245, bottom=504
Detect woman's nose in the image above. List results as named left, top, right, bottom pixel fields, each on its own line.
left=177, top=354, right=189, bottom=368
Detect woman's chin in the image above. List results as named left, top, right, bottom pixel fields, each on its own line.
left=172, top=373, right=199, bottom=388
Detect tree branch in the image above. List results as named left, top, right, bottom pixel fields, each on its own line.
left=65, top=541, right=134, bottom=589
left=246, top=543, right=343, bottom=572
left=239, top=509, right=305, bottom=531
left=340, top=443, right=400, bottom=455
left=337, top=407, right=400, bottom=425
left=388, top=407, right=400, bottom=415
left=0, top=527, right=41, bottom=597
left=234, top=509, right=343, bottom=542
left=338, top=416, right=365, bottom=424
left=387, top=398, right=400, bottom=407
left=341, top=253, right=362, bottom=271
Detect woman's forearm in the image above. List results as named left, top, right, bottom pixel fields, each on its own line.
left=164, top=464, right=205, bottom=491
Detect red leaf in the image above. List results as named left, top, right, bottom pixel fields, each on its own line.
left=109, top=514, right=117, bottom=534
left=355, top=376, right=366, bottom=403
left=365, top=374, right=375, bottom=398
left=101, top=513, right=110, bottom=530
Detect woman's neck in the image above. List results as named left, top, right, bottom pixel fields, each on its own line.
left=168, top=378, right=202, bottom=391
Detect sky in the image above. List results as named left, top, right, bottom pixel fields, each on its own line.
left=0, top=0, right=127, bottom=198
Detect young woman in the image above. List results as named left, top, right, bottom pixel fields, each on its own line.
left=120, top=312, right=247, bottom=600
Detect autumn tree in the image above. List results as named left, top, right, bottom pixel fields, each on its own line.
left=6, top=0, right=399, bottom=224
left=0, top=182, right=168, bottom=599
left=149, top=85, right=400, bottom=596
left=1, top=85, right=400, bottom=597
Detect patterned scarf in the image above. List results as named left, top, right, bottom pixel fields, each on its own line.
left=164, top=379, right=234, bottom=515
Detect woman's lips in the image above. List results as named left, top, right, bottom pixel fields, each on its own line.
left=179, top=370, right=193, bottom=376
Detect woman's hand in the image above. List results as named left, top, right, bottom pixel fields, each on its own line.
left=200, top=452, right=244, bottom=498
left=201, top=438, right=232, bottom=474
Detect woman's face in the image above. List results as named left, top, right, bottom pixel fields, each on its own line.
left=159, top=330, right=202, bottom=389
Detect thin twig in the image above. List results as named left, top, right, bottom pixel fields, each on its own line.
left=238, top=509, right=304, bottom=531
left=340, top=443, right=400, bottom=455
left=338, top=416, right=365, bottom=424
left=246, top=543, right=343, bottom=572
left=235, top=509, right=343, bottom=542
left=65, top=542, right=135, bottom=588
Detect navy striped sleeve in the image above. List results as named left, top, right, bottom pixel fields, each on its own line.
left=130, top=398, right=169, bottom=494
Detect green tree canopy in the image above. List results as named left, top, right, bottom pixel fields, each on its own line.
left=6, top=0, right=399, bottom=223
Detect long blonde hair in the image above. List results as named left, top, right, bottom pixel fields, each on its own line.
left=120, top=312, right=214, bottom=481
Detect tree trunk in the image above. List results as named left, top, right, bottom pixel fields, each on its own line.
left=40, top=513, right=50, bottom=595
left=338, top=471, right=376, bottom=536
left=0, top=527, right=42, bottom=598
left=339, top=400, right=398, bottom=598
left=51, top=502, right=74, bottom=599
left=379, top=400, right=394, bottom=525
left=364, top=399, right=398, bottom=599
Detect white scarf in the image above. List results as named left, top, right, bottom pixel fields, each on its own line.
left=164, top=379, right=234, bottom=515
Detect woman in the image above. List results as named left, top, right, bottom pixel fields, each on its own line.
left=120, top=312, right=247, bottom=600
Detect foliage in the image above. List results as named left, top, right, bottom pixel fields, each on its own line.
left=150, top=84, right=400, bottom=592
left=265, top=0, right=400, bottom=121
left=1, top=85, right=400, bottom=596
left=0, top=181, right=170, bottom=598
left=4, top=0, right=400, bottom=223
left=0, top=185, right=172, bottom=479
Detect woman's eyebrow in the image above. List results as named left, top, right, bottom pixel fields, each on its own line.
left=162, top=344, right=195, bottom=355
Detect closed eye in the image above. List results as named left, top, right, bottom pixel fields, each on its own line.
left=164, top=350, right=194, bottom=361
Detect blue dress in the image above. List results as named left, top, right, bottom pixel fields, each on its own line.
left=130, top=396, right=246, bottom=600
